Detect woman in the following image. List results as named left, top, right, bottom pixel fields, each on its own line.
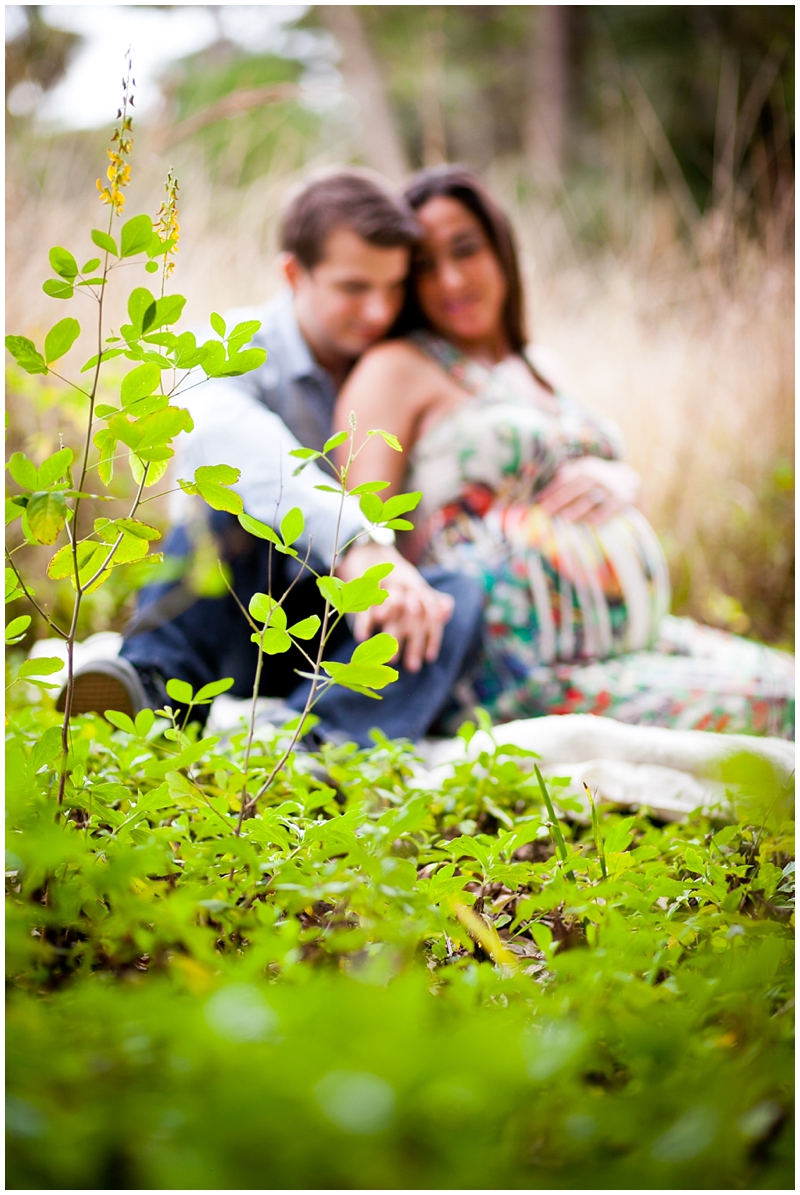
left=334, top=165, right=793, bottom=738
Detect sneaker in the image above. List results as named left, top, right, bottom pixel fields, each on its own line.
left=56, top=656, right=149, bottom=720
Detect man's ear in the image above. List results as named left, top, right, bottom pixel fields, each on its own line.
left=280, top=252, right=305, bottom=292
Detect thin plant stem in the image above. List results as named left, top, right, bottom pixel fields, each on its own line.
left=244, top=443, right=353, bottom=819
left=57, top=233, right=115, bottom=804
left=4, top=548, right=67, bottom=639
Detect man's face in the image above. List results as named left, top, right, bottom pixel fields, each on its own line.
left=286, top=227, right=409, bottom=364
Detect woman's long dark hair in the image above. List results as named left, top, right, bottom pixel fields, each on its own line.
left=391, top=164, right=528, bottom=353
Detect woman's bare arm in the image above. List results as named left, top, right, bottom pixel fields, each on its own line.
left=333, top=342, right=432, bottom=494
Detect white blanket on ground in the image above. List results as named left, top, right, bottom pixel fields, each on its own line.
left=34, top=634, right=794, bottom=822
left=415, top=715, right=794, bottom=821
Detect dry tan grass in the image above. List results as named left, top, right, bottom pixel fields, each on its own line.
left=6, top=127, right=794, bottom=643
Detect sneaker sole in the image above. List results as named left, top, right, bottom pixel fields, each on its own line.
left=57, top=672, right=137, bottom=719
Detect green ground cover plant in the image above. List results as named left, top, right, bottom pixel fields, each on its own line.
left=6, top=77, right=794, bottom=1190
left=5, top=709, right=795, bottom=1188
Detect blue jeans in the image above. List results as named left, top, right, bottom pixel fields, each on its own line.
left=121, top=517, right=484, bottom=746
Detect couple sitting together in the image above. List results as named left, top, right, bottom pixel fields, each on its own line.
left=69, top=165, right=794, bottom=746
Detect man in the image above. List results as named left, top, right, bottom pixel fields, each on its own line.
left=67, top=170, right=484, bottom=746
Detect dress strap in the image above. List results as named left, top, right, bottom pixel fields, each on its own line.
left=407, top=330, right=515, bottom=404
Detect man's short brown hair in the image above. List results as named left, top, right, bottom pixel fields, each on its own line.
left=280, top=168, right=420, bottom=270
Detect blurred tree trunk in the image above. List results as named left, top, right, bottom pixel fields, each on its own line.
left=319, top=5, right=409, bottom=181
left=524, top=5, right=569, bottom=186
left=420, top=6, right=447, bottom=167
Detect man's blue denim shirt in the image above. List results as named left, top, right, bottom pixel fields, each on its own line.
left=171, top=290, right=371, bottom=567
left=236, top=289, right=338, bottom=453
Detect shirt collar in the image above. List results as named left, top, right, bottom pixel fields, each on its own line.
left=273, top=288, right=332, bottom=386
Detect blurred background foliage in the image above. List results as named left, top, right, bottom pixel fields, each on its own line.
left=5, top=5, right=794, bottom=649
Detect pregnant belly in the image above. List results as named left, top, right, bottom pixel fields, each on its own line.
left=424, top=498, right=671, bottom=665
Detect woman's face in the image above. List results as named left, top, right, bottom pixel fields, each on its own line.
left=413, top=195, right=507, bottom=347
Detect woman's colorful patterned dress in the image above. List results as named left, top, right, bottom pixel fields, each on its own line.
left=405, top=332, right=794, bottom=739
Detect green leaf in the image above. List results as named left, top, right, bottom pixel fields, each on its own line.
left=49, top=246, right=78, bottom=279
left=216, top=348, right=267, bottom=377
left=317, top=563, right=392, bottom=615
left=323, top=430, right=348, bottom=454
left=37, top=447, right=74, bottom=488
left=80, top=348, right=125, bottom=374
left=105, top=710, right=137, bottom=734
left=43, top=279, right=74, bottom=300
left=604, top=818, right=635, bottom=855
left=122, top=393, right=171, bottom=421
left=134, top=708, right=156, bottom=737
left=5, top=615, right=31, bottom=644
left=44, top=318, right=81, bottom=364
left=6, top=498, right=27, bottom=524
left=29, top=726, right=64, bottom=770
left=316, top=575, right=344, bottom=611
left=382, top=491, right=422, bottom=520
left=81, top=257, right=101, bottom=273
left=93, top=428, right=116, bottom=486
left=249, top=593, right=287, bottom=628
left=18, top=656, right=64, bottom=679
left=77, top=543, right=114, bottom=593
left=173, top=331, right=206, bottom=370
left=367, top=428, right=403, bottom=452
left=289, top=615, right=321, bottom=640
left=190, top=464, right=243, bottom=514
left=289, top=447, right=320, bottom=460
left=194, top=677, right=235, bottom=703
left=121, top=362, right=161, bottom=406
left=128, top=287, right=157, bottom=334
left=196, top=463, right=239, bottom=488
left=349, top=632, right=398, bottom=665
left=114, top=518, right=161, bottom=541
left=92, top=519, right=152, bottom=565
left=280, top=507, right=304, bottom=547
left=47, top=541, right=95, bottom=581
left=533, top=764, right=573, bottom=881
left=194, top=479, right=243, bottom=515
left=166, top=678, right=194, bottom=705
left=143, top=332, right=177, bottom=349
left=129, top=454, right=170, bottom=489
left=91, top=229, right=118, bottom=255
left=8, top=452, right=39, bottom=490
left=148, top=294, right=186, bottom=330
left=530, top=923, right=554, bottom=954
left=359, top=494, right=384, bottom=523
left=322, top=634, right=399, bottom=694
left=147, top=232, right=177, bottom=259
left=145, top=260, right=160, bottom=274
left=753, top=860, right=783, bottom=900
left=26, top=490, right=68, bottom=544
left=359, top=490, right=421, bottom=526
left=122, top=406, right=193, bottom=453
left=120, top=214, right=155, bottom=258
left=229, top=319, right=261, bottom=340
left=210, top=312, right=226, bottom=338
left=200, top=341, right=226, bottom=376
left=261, top=628, right=293, bottom=654
left=5, top=335, right=47, bottom=375
left=76, top=278, right=107, bottom=289
left=237, top=512, right=281, bottom=546
left=349, top=480, right=390, bottom=496
left=5, top=567, right=25, bottom=600
left=683, top=847, right=706, bottom=874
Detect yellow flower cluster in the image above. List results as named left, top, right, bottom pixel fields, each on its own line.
left=97, top=60, right=134, bottom=213
left=154, top=168, right=180, bottom=278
